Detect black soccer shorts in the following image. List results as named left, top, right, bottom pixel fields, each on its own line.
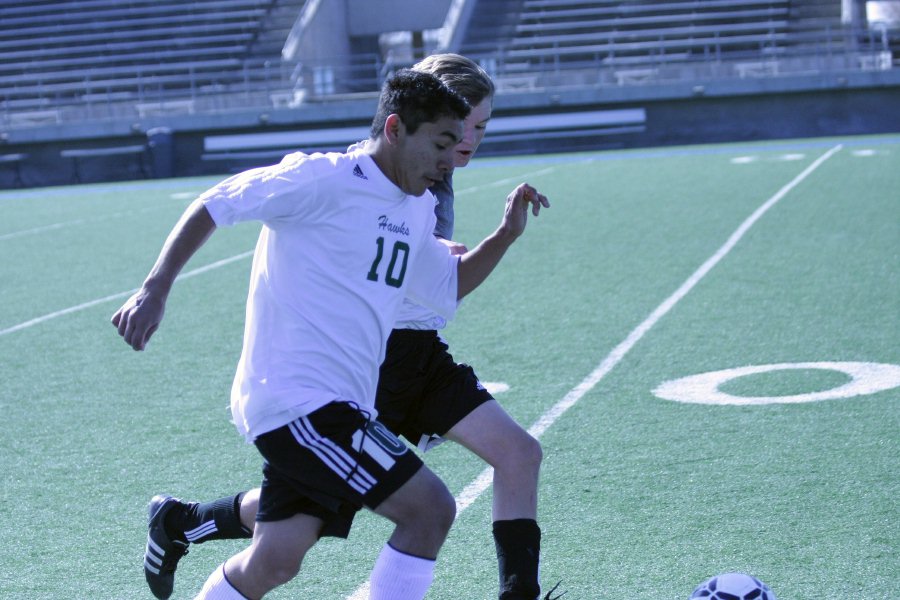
left=253, top=401, right=423, bottom=538
left=375, top=329, right=495, bottom=452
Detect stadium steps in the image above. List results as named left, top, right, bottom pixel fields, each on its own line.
left=461, top=0, right=794, bottom=72
left=0, top=0, right=307, bottom=115
left=245, top=0, right=308, bottom=58
left=458, top=0, right=527, bottom=54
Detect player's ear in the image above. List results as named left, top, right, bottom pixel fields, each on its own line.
left=383, top=113, right=403, bottom=145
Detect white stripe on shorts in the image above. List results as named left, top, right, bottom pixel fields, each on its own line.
left=288, top=417, right=377, bottom=495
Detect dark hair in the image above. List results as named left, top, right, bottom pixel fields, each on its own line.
left=370, top=69, right=470, bottom=139
left=413, top=53, right=495, bottom=106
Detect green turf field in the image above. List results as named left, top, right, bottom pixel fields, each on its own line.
left=1, top=134, right=897, bottom=599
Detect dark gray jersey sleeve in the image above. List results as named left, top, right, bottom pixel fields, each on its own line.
left=430, top=172, right=455, bottom=240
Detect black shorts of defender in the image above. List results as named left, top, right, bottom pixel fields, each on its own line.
left=376, top=329, right=494, bottom=452
left=253, top=401, right=422, bottom=539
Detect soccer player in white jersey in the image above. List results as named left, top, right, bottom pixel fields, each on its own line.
left=112, top=69, right=549, bottom=600
left=142, top=54, right=560, bottom=600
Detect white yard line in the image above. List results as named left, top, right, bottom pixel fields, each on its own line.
left=0, top=169, right=565, bottom=334
left=0, top=164, right=560, bottom=336
left=0, top=195, right=196, bottom=242
left=0, top=219, right=88, bottom=241
left=0, top=251, right=253, bottom=337
left=345, top=144, right=842, bottom=600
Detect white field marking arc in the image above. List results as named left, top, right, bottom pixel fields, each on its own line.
left=0, top=251, right=253, bottom=337
left=653, top=361, right=900, bottom=405
left=345, top=146, right=843, bottom=600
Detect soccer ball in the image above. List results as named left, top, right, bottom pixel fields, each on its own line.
left=689, top=572, right=777, bottom=600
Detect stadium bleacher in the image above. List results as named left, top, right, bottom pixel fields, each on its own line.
left=0, top=0, right=305, bottom=116
left=0, top=0, right=888, bottom=121
left=0, top=0, right=897, bottom=187
left=456, top=0, right=863, bottom=86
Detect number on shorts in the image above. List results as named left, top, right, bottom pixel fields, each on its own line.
left=352, top=420, right=408, bottom=470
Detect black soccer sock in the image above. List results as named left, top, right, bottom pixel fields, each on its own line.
left=164, top=492, right=252, bottom=544
left=493, top=518, right=542, bottom=600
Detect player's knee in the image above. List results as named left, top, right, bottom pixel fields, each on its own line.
left=431, top=500, right=456, bottom=539
left=380, top=468, right=455, bottom=538
left=245, top=542, right=305, bottom=588
left=496, top=430, right=542, bottom=475
left=435, top=484, right=457, bottom=533
left=521, top=433, right=543, bottom=472
left=252, top=552, right=302, bottom=588
left=420, top=476, right=456, bottom=534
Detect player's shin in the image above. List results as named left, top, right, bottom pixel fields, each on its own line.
left=493, top=518, right=542, bottom=600
left=369, top=543, right=436, bottom=600
left=195, top=564, right=248, bottom=600
left=175, top=492, right=253, bottom=544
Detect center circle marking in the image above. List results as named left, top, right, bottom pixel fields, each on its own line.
left=653, top=362, right=900, bottom=405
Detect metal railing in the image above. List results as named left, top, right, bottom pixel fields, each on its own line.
left=1, top=24, right=896, bottom=130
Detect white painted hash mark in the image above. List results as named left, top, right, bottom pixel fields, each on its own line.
left=482, top=382, right=510, bottom=394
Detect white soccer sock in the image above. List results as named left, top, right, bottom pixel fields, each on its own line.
left=368, top=543, right=436, bottom=600
left=195, top=563, right=249, bottom=600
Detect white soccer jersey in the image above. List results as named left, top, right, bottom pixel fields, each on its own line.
left=200, top=150, right=460, bottom=441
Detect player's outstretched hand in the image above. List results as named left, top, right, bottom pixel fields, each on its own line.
left=111, top=288, right=166, bottom=351
left=502, top=183, right=550, bottom=239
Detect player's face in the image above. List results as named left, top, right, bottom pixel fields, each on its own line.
left=454, top=97, right=492, bottom=168
left=397, top=115, right=462, bottom=196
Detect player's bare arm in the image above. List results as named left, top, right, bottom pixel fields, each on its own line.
left=111, top=200, right=217, bottom=351
left=456, top=183, right=549, bottom=299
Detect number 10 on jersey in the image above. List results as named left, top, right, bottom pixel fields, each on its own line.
left=367, top=237, right=409, bottom=288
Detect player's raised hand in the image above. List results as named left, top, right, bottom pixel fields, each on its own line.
left=456, top=183, right=550, bottom=299
left=501, top=183, right=550, bottom=239
left=111, top=288, right=166, bottom=351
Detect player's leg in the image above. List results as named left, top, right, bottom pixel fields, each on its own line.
left=445, top=400, right=542, bottom=520
left=248, top=402, right=449, bottom=600
left=142, top=491, right=253, bottom=598
left=401, top=333, right=546, bottom=599
left=195, top=480, right=454, bottom=600
left=162, top=492, right=253, bottom=545
left=368, top=464, right=456, bottom=599
left=198, top=512, right=323, bottom=599
left=187, top=329, right=444, bottom=548
left=198, top=402, right=376, bottom=598
left=194, top=443, right=331, bottom=598
left=444, top=400, right=545, bottom=600
left=373, top=462, right=455, bottom=557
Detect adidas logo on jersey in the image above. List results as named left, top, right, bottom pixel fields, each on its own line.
left=353, top=164, right=368, bottom=180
